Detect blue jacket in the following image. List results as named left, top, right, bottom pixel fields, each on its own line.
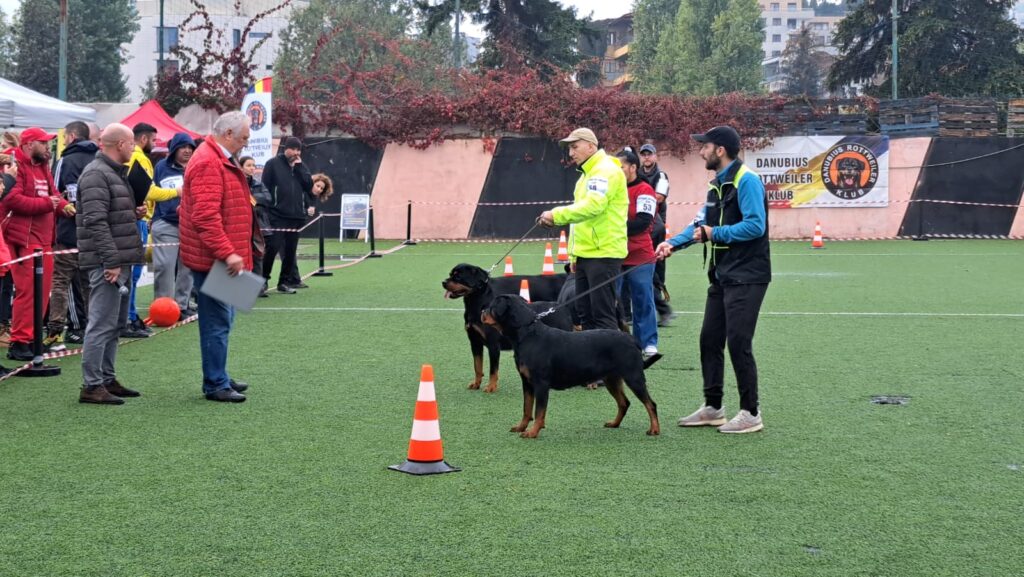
left=152, top=133, right=196, bottom=226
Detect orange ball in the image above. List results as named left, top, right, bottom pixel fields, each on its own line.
left=149, top=297, right=181, bottom=327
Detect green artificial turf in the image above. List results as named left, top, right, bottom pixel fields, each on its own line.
left=1, top=239, right=1022, bottom=576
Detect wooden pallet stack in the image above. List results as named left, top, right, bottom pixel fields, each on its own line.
left=1007, top=99, right=1024, bottom=138
left=878, top=98, right=939, bottom=136
left=937, top=98, right=998, bottom=137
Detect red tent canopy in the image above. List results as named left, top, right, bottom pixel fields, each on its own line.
left=119, top=100, right=200, bottom=148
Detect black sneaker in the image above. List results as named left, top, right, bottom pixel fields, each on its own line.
left=6, top=341, right=34, bottom=361
left=65, top=329, right=84, bottom=344
left=120, top=318, right=152, bottom=339
left=291, top=282, right=309, bottom=289
left=277, top=285, right=297, bottom=294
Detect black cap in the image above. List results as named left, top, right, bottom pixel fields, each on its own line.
left=282, top=136, right=302, bottom=150
left=691, top=126, right=741, bottom=157
left=132, top=122, right=158, bottom=137
left=639, top=143, right=657, bottom=154
left=616, top=147, right=640, bottom=167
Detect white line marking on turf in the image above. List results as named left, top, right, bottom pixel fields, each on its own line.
left=251, top=307, right=1024, bottom=318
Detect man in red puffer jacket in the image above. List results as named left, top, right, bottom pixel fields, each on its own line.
left=4, top=127, right=75, bottom=361
left=180, top=111, right=253, bottom=403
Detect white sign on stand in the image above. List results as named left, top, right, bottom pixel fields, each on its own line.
left=340, top=194, right=370, bottom=242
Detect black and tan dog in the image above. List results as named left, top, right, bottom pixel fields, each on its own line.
left=482, top=294, right=660, bottom=439
left=443, top=264, right=572, bottom=392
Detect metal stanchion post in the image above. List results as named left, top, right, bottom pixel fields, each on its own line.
left=312, top=214, right=333, bottom=276
left=17, top=250, right=60, bottom=377
left=403, top=200, right=417, bottom=246
left=367, top=207, right=382, bottom=258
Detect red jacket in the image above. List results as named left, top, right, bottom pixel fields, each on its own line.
left=624, top=179, right=656, bottom=266
left=179, top=138, right=253, bottom=273
left=2, top=147, right=69, bottom=249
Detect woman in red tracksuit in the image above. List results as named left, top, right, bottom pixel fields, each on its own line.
left=3, top=128, right=73, bottom=361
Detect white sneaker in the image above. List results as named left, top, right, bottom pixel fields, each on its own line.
left=642, top=345, right=658, bottom=359
left=718, top=409, right=764, bottom=434
left=677, top=404, right=727, bottom=427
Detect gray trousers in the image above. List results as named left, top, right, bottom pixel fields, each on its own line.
left=150, top=219, right=193, bottom=311
left=81, top=268, right=129, bottom=388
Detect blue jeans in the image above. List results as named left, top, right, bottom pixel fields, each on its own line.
left=128, top=220, right=148, bottom=321
left=192, top=270, right=235, bottom=394
left=616, top=262, right=658, bottom=350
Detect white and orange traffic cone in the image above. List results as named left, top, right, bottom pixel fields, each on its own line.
left=541, top=243, right=556, bottom=275
left=811, top=222, right=825, bottom=249
left=389, top=365, right=460, bottom=476
left=556, top=231, right=569, bottom=263
left=519, top=279, right=531, bottom=303
left=503, top=256, right=514, bottom=277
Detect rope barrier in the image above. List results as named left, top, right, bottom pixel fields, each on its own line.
left=387, top=198, right=1024, bottom=209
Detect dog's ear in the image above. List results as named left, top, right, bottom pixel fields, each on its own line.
left=465, top=265, right=490, bottom=290
left=503, top=296, right=538, bottom=328
left=489, top=295, right=511, bottom=324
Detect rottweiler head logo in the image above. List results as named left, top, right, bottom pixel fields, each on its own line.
left=822, top=142, right=879, bottom=201
left=246, top=101, right=268, bottom=131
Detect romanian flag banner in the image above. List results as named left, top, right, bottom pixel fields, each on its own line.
left=240, top=76, right=274, bottom=169
left=746, top=135, right=890, bottom=208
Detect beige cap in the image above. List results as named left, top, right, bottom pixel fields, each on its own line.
left=559, top=127, right=598, bottom=147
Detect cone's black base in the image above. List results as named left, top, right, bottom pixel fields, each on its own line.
left=367, top=253, right=383, bottom=259
left=402, top=240, right=417, bottom=246
left=312, top=271, right=334, bottom=277
left=388, top=459, right=461, bottom=475
left=16, top=364, right=61, bottom=377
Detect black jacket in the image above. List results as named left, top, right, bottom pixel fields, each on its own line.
left=705, top=160, right=771, bottom=285
left=261, top=153, right=313, bottom=225
left=76, top=153, right=145, bottom=270
left=248, top=175, right=273, bottom=235
left=53, top=139, right=99, bottom=247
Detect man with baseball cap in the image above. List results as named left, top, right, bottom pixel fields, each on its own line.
left=3, top=127, right=75, bottom=361
left=261, top=136, right=314, bottom=294
left=655, top=125, right=771, bottom=434
left=637, top=142, right=675, bottom=327
left=537, top=128, right=628, bottom=331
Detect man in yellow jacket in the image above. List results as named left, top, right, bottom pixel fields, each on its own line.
left=122, top=123, right=179, bottom=338
left=538, top=128, right=628, bottom=331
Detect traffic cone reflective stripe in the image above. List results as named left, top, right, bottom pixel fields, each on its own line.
left=811, top=222, right=825, bottom=249
left=556, top=231, right=569, bottom=263
left=542, top=243, right=555, bottom=275
left=520, top=279, right=531, bottom=303
left=504, top=256, right=514, bottom=276
left=389, top=364, right=460, bottom=475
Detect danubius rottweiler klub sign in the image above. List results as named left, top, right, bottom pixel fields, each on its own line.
left=746, top=136, right=889, bottom=208
left=240, top=76, right=274, bottom=170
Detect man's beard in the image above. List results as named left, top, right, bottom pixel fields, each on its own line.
left=30, top=150, right=47, bottom=163
left=704, top=152, right=722, bottom=171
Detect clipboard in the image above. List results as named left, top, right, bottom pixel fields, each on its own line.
left=126, top=162, right=153, bottom=206
left=198, top=260, right=265, bottom=312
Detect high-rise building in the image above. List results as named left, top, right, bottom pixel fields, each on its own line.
left=759, top=1, right=850, bottom=95
left=123, top=0, right=308, bottom=101
left=587, top=13, right=634, bottom=88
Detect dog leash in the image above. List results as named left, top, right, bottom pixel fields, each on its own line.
left=487, top=221, right=543, bottom=274
left=535, top=239, right=698, bottom=320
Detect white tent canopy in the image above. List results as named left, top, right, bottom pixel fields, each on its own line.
left=0, top=77, right=96, bottom=129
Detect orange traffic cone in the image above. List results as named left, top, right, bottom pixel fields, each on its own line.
left=541, top=243, right=556, bottom=275
left=556, top=231, right=569, bottom=263
left=389, top=365, right=460, bottom=476
left=519, top=279, right=531, bottom=303
left=504, top=256, right=514, bottom=276
left=811, top=222, right=825, bottom=249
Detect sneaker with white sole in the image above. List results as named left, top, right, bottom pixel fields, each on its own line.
left=718, top=409, right=764, bottom=434
left=677, top=404, right=727, bottom=427
left=642, top=345, right=658, bottom=359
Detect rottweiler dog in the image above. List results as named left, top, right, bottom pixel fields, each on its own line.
left=482, top=294, right=660, bottom=439
left=443, top=264, right=572, bottom=393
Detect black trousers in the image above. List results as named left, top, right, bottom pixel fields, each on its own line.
left=700, top=282, right=768, bottom=414
left=263, top=230, right=300, bottom=287
left=650, top=221, right=673, bottom=318
left=575, top=257, right=622, bottom=331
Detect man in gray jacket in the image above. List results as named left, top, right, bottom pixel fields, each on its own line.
left=76, top=124, right=146, bottom=405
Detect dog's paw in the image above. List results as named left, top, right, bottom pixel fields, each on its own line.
left=482, top=384, right=498, bottom=393
left=467, top=380, right=481, bottom=390
left=510, top=424, right=528, bottom=433
left=604, top=421, right=620, bottom=428
left=520, top=429, right=540, bottom=439
left=646, top=428, right=660, bottom=436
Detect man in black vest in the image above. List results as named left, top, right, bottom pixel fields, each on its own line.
left=656, top=126, right=770, bottom=434
left=638, top=143, right=675, bottom=326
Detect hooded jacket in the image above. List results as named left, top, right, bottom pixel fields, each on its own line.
left=3, top=147, right=69, bottom=249
left=152, top=133, right=196, bottom=226
left=53, top=138, right=99, bottom=247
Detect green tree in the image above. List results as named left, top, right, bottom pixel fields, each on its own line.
left=629, top=0, right=681, bottom=92
left=13, top=0, right=138, bottom=102
left=0, top=8, right=15, bottom=79
left=642, top=0, right=762, bottom=95
left=780, top=26, right=827, bottom=96
left=828, top=0, right=1024, bottom=98
left=417, top=0, right=592, bottom=73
